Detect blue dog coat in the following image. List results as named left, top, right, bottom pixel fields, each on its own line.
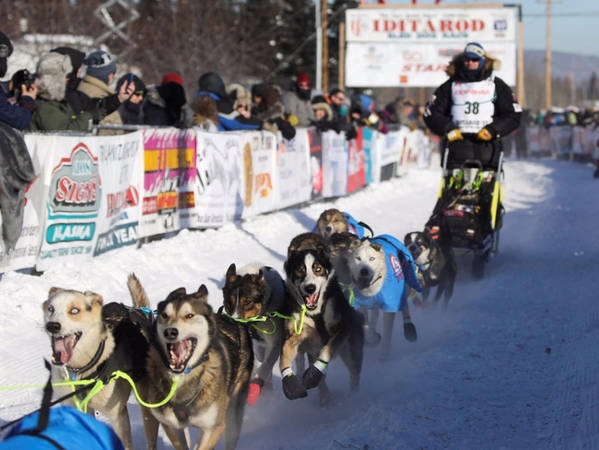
left=353, top=234, right=423, bottom=312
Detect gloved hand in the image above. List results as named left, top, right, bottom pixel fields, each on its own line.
left=477, top=127, right=493, bottom=141
left=446, top=129, right=463, bottom=142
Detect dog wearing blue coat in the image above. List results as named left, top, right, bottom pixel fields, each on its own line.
left=345, top=234, right=423, bottom=360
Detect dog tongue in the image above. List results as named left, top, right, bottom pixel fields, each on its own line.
left=305, top=292, right=318, bottom=309
left=52, top=336, right=74, bottom=364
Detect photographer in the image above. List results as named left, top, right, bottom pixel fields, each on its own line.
left=0, top=30, right=37, bottom=253
left=1, top=31, right=37, bottom=130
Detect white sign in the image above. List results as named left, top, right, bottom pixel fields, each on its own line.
left=345, top=6, right=518, bottom=87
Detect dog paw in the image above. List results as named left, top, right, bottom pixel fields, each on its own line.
left=404, top=323, right=418, bottom=342
left=364, top=329, right=381, bottom=347
left=302, top=365, right=325, bottom=390
left=247, top=378, right=264, bottom=405
left=282, top=374, right=308, bottom=400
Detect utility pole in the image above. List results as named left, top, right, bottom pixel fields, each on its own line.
left=544, top=0, right=552, bottom=110
left=321, top=0, right=329, bottom=94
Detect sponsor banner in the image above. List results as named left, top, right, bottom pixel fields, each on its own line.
left=345, top=7, right=517, bottom=87
left=321, top=130, right=352, bottom=197
left=309, top=128, right=324, bottom=200
left=549, top=126, right=572, bottom=157
left=190, top=130, right=245, bottom=228
left=346, top=128, right=362, bottom=194
left=277, top=129, right=311, bottom=209
left=241, top=131, right=278, bottom=219
left=0, top=135, right=48, bottom=270
left=396, top=126, right=411, bottom=176
left=36, top=137, right=103, bottom=270
left=139, top=128, right=197, bottom=238
left=93, top=132, right=143, bottom=256
left=362, top=127, right=376, bottom=185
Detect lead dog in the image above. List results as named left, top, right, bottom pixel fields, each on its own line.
left=222, top=262, right=288, bottom=403
left=42, top=276, right=155, bottom=450
left=404, top=227, right=457, bottom=310
left=281, top=232, right=364, bottom=405
left=132, top=280, right=253, bottom=450
left=345, top=234, right=423, bottom=361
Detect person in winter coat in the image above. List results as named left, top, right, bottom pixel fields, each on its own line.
left=0, top=31, right=37, bottom=253
left=310, top=94, right=337, bottom=132
left=282, top=71, right=314, bottom=127
left=226, top=83, right=263, bottom=129
left=0, top=30, right=37, bottom=130
left=143, top=72, right=191, bottom=128
left=27, top=52, right=93, bottom=132
left=71, top=50, right=134, bottom=125
left=253, top=83, right=296, bottom=140
left=423, top=41, right=522, bottom=170
left=196, top=72, right=261, bottom=132
left=115, top=73, right=146, bottom=126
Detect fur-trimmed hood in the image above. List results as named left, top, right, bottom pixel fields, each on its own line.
left=445, top=52, right=501, bottom=82
left=36, top=52, right=72, bottom=102
left=311, top=95, right=333, bottom=121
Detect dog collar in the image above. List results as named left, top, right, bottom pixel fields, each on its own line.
left=66, top=338, right=106, bottom=379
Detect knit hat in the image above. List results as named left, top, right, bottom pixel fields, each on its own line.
left=463, top=42, right=485, bottom=60
left=83, top=50, right=117, bottom=84
left=0, top=31, right=13, bottom=78
left=162, top=72, right=183, bottom=86
left=296, top=71, right=310, bottom=86
left=0, top=31, right=13, bottom=58
left=36, top=52, right=72, bottom=101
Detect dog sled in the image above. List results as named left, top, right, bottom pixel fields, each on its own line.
left=428, top=140, right=505, bottom=279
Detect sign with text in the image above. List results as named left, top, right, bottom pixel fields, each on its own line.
left=345, top=6, right=517, bottom=87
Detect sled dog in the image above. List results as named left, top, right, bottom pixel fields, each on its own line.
left=222, top=262, right=289, bottom=403
left=315, top=208, right=371, bottom=239
left=404, top=226, right=457, bottom=310
left=345, top=235, right=422, bottom=360
left=135, top=281, right=253, bottom=450
left=281, top=232, right=364, bottom=405
left=42, top=277, right=155, bottom=450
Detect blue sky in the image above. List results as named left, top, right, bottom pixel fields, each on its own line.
left=380, top=0, right=599, bottom=57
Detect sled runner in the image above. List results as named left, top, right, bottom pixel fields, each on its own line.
left=428, top=142, right=505, bottom=279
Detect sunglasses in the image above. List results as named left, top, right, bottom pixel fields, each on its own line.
left=464, top=57, right=481, bottom=63
left=0, top=44, right=10, bottom=58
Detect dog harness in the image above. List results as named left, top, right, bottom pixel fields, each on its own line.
left=352, top=234, right=423, bottom=312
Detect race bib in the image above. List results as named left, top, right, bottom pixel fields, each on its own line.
left=451, top=79, right=496, bottom=133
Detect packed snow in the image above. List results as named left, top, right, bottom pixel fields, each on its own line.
left=0, top=156, right=597, bottom=449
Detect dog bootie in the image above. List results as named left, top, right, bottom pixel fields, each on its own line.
left=363, top=325, right=381, bottom=346
left=282, top=370, right=308, bottom=400
left=403, top=321, right=418, bottom=342
left=247, top=377, right=264, bottom=406
left=302, top=360, right=327, bottom=390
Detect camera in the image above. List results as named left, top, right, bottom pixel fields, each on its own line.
left=10, top=69, right=36, bottom=101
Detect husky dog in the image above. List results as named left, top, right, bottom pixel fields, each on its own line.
left=404, top=227, right=457, bottom=310
left=315, top=208, right=371, bottom=239
left=135, top=281, right=253, bottom=450
left=346, top=235, right=422, bottom=361
left=281, top=232, right=364, bottom=405
left=42, top=277, right=155, bottom=450
left=222, top=262, right=289, bottom=404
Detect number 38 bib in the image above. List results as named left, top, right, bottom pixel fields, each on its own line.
left=450, top=78, right=496, bottom=133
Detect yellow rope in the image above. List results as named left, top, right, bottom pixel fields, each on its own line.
left=111, top=370, right=178, bottom=408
